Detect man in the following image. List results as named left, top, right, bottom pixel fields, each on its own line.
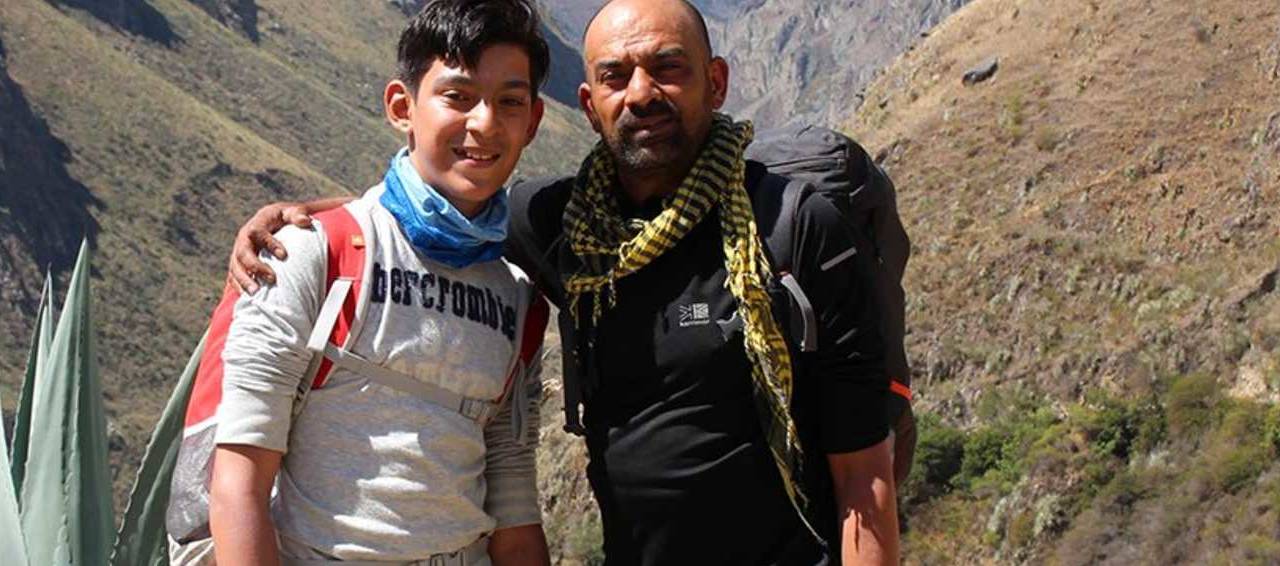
left=205, top=1, right=553, bottom=564
left=230, top=1, right=899, bottom=564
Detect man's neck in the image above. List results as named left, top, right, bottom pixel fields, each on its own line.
left=617, top=168, right=683, bottom=205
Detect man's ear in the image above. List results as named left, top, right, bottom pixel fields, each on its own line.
left=708, top=56, right=729, bottom=110
left=525, top=96, right=546, bottom=146
left=578, top=82, right=602, bottom=133
left=385, top=79, right=414, bottom=135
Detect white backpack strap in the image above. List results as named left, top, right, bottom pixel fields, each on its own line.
left=321, top=345, right=500, bottom=424
left=292, top=277, right=357, bottom=419
left=307, top=278, right=354, bottom=354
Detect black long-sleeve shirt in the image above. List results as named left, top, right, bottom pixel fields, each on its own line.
left=506, top=166, right=888, bottom=566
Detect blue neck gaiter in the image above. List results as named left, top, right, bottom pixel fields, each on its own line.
left=379, top=147, right=508, bottom=269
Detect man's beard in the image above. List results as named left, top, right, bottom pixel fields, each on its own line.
left=605, top=100, right=690, bottom=172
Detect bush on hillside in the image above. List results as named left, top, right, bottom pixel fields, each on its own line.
left=902, top=413, right=965, bottom=505
left=1166, top=373, right=1219, bottom=436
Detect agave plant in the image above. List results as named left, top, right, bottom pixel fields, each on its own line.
left=1, top=241, right=113, bottom=565
left=2, top=242, right=204, bottom=566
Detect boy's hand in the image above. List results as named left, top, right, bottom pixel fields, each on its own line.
left=229, top=198, right=352, bottom=293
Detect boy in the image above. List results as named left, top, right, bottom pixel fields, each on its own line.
left=206, top=2, right=550, bottom=564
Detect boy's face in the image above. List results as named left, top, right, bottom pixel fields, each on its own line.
left=386, top=43, right=544, bottom=217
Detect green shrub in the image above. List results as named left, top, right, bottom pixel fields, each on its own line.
left=960, top=427, right=1008, bottom=487
left=1166, top=373, right=1219, bottom=435
left=1265, top=404, right=1280, bottom=455
left=904, top=413, right=966, bottom=504
left=1213, top=444, right=1270, bottom=495
left=1082, top=393, right=1165, bottom=460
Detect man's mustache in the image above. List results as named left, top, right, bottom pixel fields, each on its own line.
left=617, top=100, right=679, bottom=132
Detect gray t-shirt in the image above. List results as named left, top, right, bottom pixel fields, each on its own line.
left=215, top=187, right=541, bottom=561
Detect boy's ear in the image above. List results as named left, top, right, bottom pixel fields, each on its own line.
left=385, top=79, right=414, bottom=135
left=525, top=96, right=545, bottom=146
left=578, top=82, right=602, bottom=134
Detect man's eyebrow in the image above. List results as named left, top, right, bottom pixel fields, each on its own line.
left=594, top=59, right=625, bottom=74
left=655, top=47, right=687, bottom=59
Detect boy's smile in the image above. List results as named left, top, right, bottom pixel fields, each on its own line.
left=386, top=42, right=544, bottom=217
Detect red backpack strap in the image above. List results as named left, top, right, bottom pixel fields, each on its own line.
left=310, top=206, right=366, bottom=390
left=519, top=293, right=550, bottom=371
left=184, top=280, right=240, bottom=428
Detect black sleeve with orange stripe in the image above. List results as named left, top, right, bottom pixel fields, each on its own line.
left=792, top=191, right=890, bottom=454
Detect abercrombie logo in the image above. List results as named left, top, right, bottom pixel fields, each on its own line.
left=371, top=262, right=517, bottom=341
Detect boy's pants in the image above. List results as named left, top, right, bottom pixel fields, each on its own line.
left=168, top=535, right=491, bottom=566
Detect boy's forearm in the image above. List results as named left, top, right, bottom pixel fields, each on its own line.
left=210, top=491, right=281, bottom=566
left=210, top=444, right=284, bottom=566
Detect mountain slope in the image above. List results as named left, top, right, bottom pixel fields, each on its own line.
left=846, top=0, right=1279, bottom=562
left=715, top=0, right=969, bottom=128
left=0, top=0, right=593, bottom=509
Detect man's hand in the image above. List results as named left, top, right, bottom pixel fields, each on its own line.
left=229, top=198, right=353, bottom=293
left=488, top=524, right=551, bottom=566
left=829, top=437, right=900, bottom=565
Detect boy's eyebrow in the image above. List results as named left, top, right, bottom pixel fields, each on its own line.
left=432, top=72, right=477, bottom=89
left=431, top=72, right=531, bottom=91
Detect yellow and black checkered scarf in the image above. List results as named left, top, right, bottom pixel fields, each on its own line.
left=563, top=113, right=814, bottom=524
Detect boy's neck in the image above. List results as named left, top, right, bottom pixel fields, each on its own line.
left=406, top=151, right=486, bottom=218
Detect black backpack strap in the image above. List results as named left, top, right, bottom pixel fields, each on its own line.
left=747, top=162, right=818, bottom=353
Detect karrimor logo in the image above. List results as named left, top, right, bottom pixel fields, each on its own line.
left=678, top=303, right=711, bottom=327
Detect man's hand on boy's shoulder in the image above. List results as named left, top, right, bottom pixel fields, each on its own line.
left=229, top=198, right=352, bottom=293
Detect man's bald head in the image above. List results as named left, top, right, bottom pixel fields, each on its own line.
left=583, top=0, right=713, bottom=59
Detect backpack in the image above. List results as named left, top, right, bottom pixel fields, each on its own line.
left=745, top=124, right=912, bottom=407
left=165, top=205, right=550, bottom=553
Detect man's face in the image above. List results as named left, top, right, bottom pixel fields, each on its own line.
left=388, top=43, right=544, bottom=216
left=579, top=1, right=728, bottom=173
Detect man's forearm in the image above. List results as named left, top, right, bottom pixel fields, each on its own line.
left=488, top=524, right=551, bottom=566
left=830, top=438, right=900, bottom=565
left=838, top=472, right=899, bottom=564
left=307, top=196, right=355, bottom=214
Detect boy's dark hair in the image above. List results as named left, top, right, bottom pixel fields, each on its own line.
left=397, top=0, right=550, bottom=97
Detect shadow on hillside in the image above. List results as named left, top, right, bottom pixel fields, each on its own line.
left=0, top=38, right=103, bottom=278
left=49, top=0, right=181, bottom=47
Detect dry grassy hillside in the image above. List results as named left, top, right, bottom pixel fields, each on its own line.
left=0, top=0, right=593, bottom=510
left=848, top=0, right=1280, bottom=563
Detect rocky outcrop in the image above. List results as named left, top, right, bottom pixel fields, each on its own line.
left=186, top=0, right=259, bottom=42
left=50, top=0, right=179, bottom=46
left=712, top=0, right=970, bottom=128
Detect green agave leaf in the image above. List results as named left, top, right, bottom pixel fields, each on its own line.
left=11, top=271, right=54, bottom=494
left=20, top=240, right=111, bottom=565
left=111, top=332, right=206, bottom=566
left=1, top=386, right=31, bottom=566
